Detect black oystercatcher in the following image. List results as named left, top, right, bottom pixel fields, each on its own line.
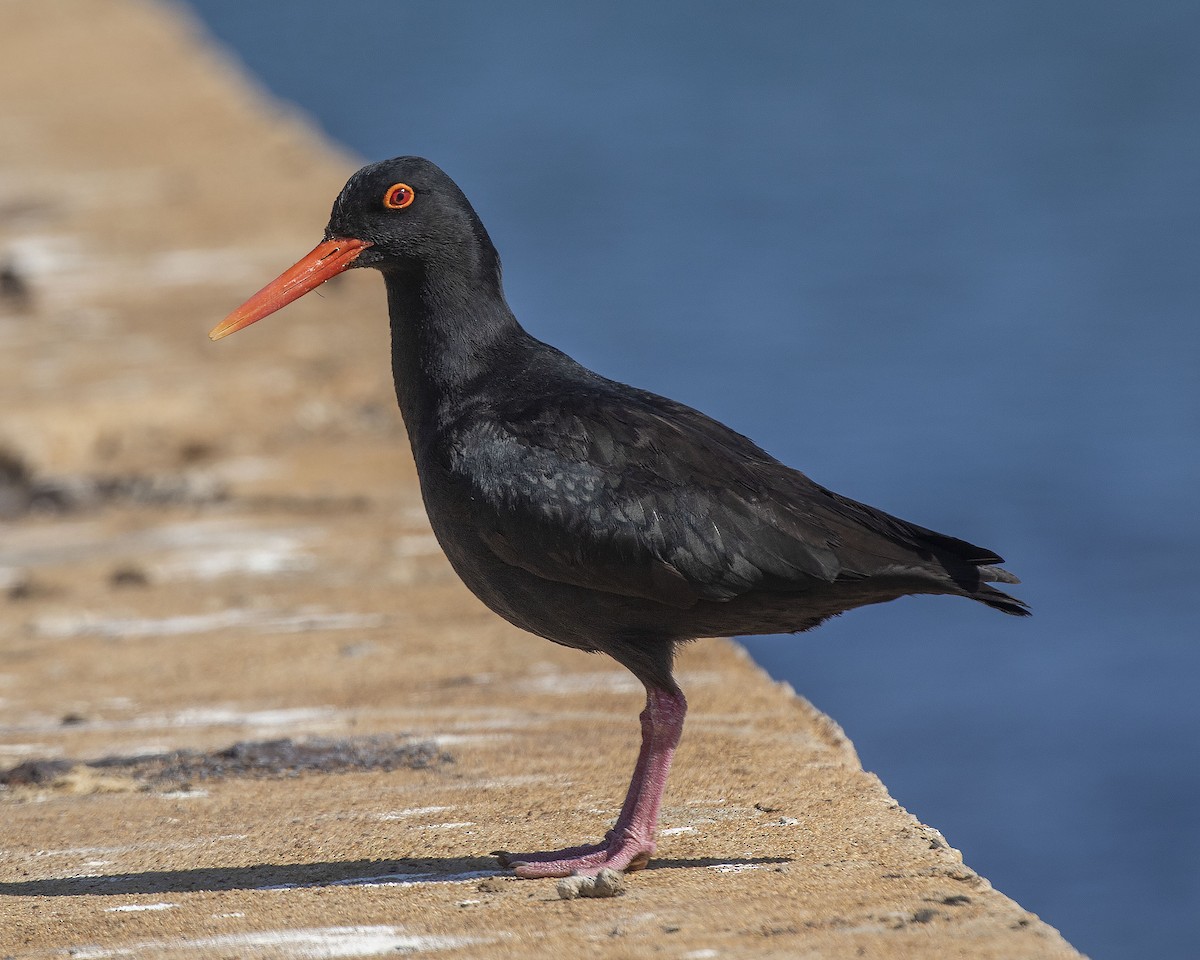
left=211, top=157, right=1028, bottom=878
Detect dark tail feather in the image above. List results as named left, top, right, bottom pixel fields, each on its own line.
left=973, top=582, right=1031, bottom=617
left=924, top=537, right=1030, bottom=616
left=829, top=491, right=1030, bottom=617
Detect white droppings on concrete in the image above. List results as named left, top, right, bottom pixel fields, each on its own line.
left=413, top=822, right=475, bottom=830
left=157, top=706, right=338, bottom=730
left=0, top=742, right=54, bottom=756
left=25, top=834, right=246, bottom=860
left=661, top=826, right=698, bottom=836
left=35, top=609, right=252, bottom=638
left=3, top=704, right=344, bottom=736
left=34, top=608, right=383, bottom=640
left=258, top=611, right=387, bottom=634
left=2, top=517, right=326, bottom=582
left=375, top=806, right=455, bottom=821
left=515, top=671, right=641, bottom=695
left=147, top=518, right=317, bottom=580
left=68, top=925, right=481, bottom=959
left=8, top=236, right=303, bottom=306
left=429, top=733, right=512, bottom=747
left=128, top=704, right=336, bottom=733
left=707, top=863, right=765, bottom=874
left=3, top=234, right=83, bottom=284
left=444, top=774, right=560, bottom=790
left=158, top=542, right=314, bottom=580
left=103, top=902, right=177, bottom=913
left=684, top=951, right=720, bottom=959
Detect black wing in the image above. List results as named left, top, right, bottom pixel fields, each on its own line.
left=446, top=378, right=1022, bottom=613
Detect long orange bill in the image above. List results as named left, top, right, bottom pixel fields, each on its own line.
left=208, top=238, right=372, bottom=341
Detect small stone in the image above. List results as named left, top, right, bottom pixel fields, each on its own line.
left=6, top=574, right=55, bottom=601
left=177, top=441, right=214, bottom=465
left=556, top=868, right=626, bottom=900
left=109, top=565, right=149, bottom=588
left=339, top=641, right=378, bottom=658
left=556, top=876, right=584, bottom=900
left=0, top=258, right=31, bottom=310
left=476, top=877, right=506, bottom=893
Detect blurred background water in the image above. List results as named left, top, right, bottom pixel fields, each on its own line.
left=182, top=2, right=1200, bottom=956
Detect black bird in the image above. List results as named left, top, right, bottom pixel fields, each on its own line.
left=211, top=157, right=1028, bottom=878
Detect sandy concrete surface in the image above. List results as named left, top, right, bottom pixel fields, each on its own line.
left=0, top=1, right=1084, bottom=957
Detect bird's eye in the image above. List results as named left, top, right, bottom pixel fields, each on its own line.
left=383, top=182, right=415, bottom=210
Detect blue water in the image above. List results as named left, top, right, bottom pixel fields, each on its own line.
left=183, top=3, right=1200, bottom=956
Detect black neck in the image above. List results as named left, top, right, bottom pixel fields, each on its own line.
left=383, top=256, right=525, bottom=442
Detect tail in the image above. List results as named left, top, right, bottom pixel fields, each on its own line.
left=815, top=485, right=1030, bottom=618
left=923, top=531, right=1030, bottom=617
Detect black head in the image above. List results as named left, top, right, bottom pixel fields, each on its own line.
left=325, top=157, right=497, bottom=275
left=210, top=157, right=500, bottom=341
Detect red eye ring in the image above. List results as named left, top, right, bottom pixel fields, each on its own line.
left=383, top=182, right=415, bottom=209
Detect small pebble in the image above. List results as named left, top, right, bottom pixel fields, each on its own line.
left=109, top=565, right=149, bottom=588
left=556, top=868, right=625, bottom=900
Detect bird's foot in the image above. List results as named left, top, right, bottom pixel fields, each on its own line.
left=495, top=831, right=655, bottom=878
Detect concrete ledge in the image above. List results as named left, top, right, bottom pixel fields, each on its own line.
left=0, top=2, right=1083, bottom=956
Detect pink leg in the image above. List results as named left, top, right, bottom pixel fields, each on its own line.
left=497, top=686, right=687, bottom=878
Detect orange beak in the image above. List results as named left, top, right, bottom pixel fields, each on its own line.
left=208, top=238, right=372, bottom=341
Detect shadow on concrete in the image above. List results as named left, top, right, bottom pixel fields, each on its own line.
left=0, top=858, right=500, bottom=896
left=0, top=855, right=791, bottom=896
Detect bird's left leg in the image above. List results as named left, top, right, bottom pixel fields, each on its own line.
left=497, top=684, right=687, bottom=878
